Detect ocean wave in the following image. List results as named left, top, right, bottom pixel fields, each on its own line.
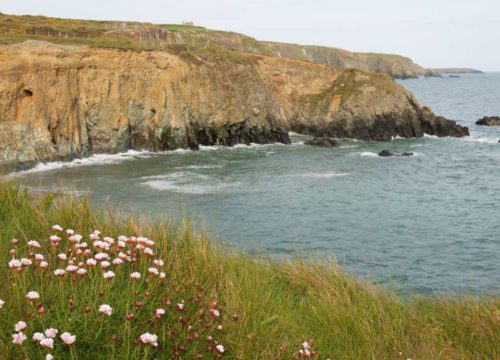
left=359, top=151, right=379, bottom=157
left=179, top=164, right=223, bottom=169
left=8, top=150, right=155, bottom=177
left=296, top=171, right=349, bottom=178
left=141, top=179, right=238, bottom=194
left=139, top=172, right=209, bottom=181
left=423, top=133, right=439, bottom=139
left=464, top=137, right=499, bottom=144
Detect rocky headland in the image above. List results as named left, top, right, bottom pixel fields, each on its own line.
left=0, top=40, right=469, bottom=167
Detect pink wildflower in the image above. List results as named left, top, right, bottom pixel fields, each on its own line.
left=99, top=304, right=112, bottom=316
left=15, top=321, right=27, bottom=332
left=44, top=328, right=58, bottom=338
left=26, top=291, right=40, bottom=300
left=33, top=332, right=45, bottom=342
left=139, top=332, right=158, bottom=347
left=130, top=272, right=141, bottom=280
left=103, top=271, right=115, bottom=279
left=54, top=269, right=65, bottom=277
left=27, top=240, right=41, bottom=248
left=12, top=332, right=27, bottom=345
left=52, top=225, right=63, bottom=232
left=0, top=299, right=4, bottom=309
left=40, top=337, right=54, bottom=349
left=60, top=332, right=76, bottom=345
left=216, top=344, right=225, bottom=353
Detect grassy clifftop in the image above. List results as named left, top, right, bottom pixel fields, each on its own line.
left=0, top=12, right=427, bottom=78
left=0, top=181, right=498, bottom=359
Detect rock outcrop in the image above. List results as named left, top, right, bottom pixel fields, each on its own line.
left=475, top=116, right=500, bottom=126
left=0, top=41, right=469, bottom=166
left=304, top=137, right=339, bottom=147
left=378, top=150, right=414, bottom=157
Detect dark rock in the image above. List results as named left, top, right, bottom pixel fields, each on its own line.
left=378, top=150, right=394, bottom=157
left=304, top=137, right=339, bottom=147
left=475, top=116, right=500, bottom=126
left=378, top=150, right=414, bottom=157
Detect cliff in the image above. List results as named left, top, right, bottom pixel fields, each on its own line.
left=428, top=68, right=483, bottom=74
left=1, top=13, right=430, bottom=79
left=0, top=41, right=468, bottom=166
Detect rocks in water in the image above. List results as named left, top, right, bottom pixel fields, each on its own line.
left=378, top=150, right=414, bottom=157
left=475, top=116, right=500, bottom=126
left=304, top=137, right=339, bottom=147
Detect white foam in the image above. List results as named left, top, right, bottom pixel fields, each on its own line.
left=359, top=151, right=379, bottom=157
left=139, top=172, right=209, bottom=181
left=141, top=180, right=238, bottom=194
left=8, top=150, right=154, bottom=177
left=464, top=137, right=499, bottom=144
left=296, top=171, right=349, bottom=178
left=423, top=133, right=439, bottom=139
left=181, top=164, right=223, bottom=169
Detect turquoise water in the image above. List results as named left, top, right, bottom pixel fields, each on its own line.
left=13, top=73, right=500, bottom=295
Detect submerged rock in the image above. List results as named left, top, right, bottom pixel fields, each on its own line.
left=378, top=150, right=414, bottom=157
left=475, top=116, right=500, bottom=126
left=304, top=137, right=339, bottom=147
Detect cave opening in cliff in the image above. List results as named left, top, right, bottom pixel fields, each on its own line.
left=23, top=88, right=33, bottom=97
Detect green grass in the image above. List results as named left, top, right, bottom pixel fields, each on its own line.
left=0, top=181, right=498, bottom=359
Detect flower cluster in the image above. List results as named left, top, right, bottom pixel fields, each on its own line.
left=5, top=225, right=230, bottom=358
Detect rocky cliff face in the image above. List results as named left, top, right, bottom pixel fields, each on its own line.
left=0, top=41, right=468, bottom=166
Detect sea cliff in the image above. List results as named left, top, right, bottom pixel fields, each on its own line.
left=0, top=41, right=469, bottom=166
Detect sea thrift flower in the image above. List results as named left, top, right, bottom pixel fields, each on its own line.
left=112, top=258, right=123, bottom=265
left=60, top=332, right=76, bottom=345
left=139, top=332, right=158, bottom=347
left=0, top=299, right=4, bottom=309
left=103, top=271, right=115, bottom=279
left=40, top=261, right=49, bottom=269
left=176, top=302, right=185, bottom=311
left=99, top=304, right=112, bottom=316
left=95, top=253, right=109, bottom=261
left=26, top=291, right=40, bottom=300
left=50, top=236, right=62, bottom=246
left=86, top=258, right=97, bottom=266
left=153, top=259, right=164, bottom=267
left=159, top=272, right=166, bottom=280
left=45, top=328, right=58, bottom=338
left=8, top=259, right=22, bottom=269
left=144, top=247, right=154, bottom=256
left=57, top=253, right=67, bottom=261
left=54, top=269, right=65, bottom=277
left=27, top=240, right=41, bottom=248
left=148, top=267, right=159, bottom=275
left=52, top=224, right=63, bottom=232
left=12, top=238, right=19, bottom=246
left=34, top=254, right=45, bottom=261
left=12, top=332, right=27, bottom=345
left=66, top=265, right=78, bottom=273
left=40, top=337, right=55, bottom=349
left=33, top=332, right=45, bottom=342
left=15, top=321, right=27, bottom=332
left=46, top=354, right=54, bottom=360
left=130, top=272, right=141, bottom=280
left=21, top=258, right=32, bottom=266
left=216, top=344, right=225, bottom=354
left=77, top=268, right=87, bottom=276
left=66, top=229, right=75, bottom=236
left=154, top=308, right=165, bottom=319
left=210, top=309, right=220, bottom=318
left=100, top=261, right=111, bottom=269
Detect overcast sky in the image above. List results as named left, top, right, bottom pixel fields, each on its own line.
left=2, top=0, right=499, bottom=70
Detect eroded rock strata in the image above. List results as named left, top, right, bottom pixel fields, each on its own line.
left=0, top=41, right=468, bottom=166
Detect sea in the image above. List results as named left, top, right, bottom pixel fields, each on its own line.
left=10, top=73, right=500, bottom=295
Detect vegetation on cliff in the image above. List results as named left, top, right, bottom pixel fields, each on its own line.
left=0, top=181, right=498, bottom=359
left=0, top=12, right=429, bottom=79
